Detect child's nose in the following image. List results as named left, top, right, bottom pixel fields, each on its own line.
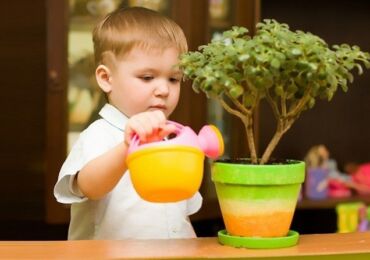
left=154, top=80, right=170, bottom=96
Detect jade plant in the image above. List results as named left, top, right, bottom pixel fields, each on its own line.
left=179, top=19, right=370, bottom=164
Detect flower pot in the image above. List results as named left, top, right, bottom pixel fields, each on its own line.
left=212, top=160, right=305, bottom=238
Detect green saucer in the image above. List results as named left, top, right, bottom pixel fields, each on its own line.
left=218, top=230, right=299, bottom=249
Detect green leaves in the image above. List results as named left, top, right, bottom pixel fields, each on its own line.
left=290, top=48, right=302, bottom=57
left=270, top=58, right=281, bottom=69
left=222, top=26, right=249, bottom=40
left=178, top=19, right=370, bottom=165
left=178, top=19, right=370, bottom=115
left=229, top=85, right=244, bottom=98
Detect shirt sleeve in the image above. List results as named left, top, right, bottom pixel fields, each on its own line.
left=54, top=121, right=116, bottom=204
left=186, top=191, right=203, bottom=216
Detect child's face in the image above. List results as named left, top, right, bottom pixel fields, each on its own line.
left=108, top=47, right=182, bottom=118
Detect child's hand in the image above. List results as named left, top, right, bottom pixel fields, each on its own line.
left=124, top=110, right=176, bottom=146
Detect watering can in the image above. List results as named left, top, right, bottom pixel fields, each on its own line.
left=127, top=121, right=224, bottom=203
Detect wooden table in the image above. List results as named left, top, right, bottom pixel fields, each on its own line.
left=1, top=232, right=370, bottom=259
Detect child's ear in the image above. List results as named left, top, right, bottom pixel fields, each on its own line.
left=95, top=64, right=113, bottom=93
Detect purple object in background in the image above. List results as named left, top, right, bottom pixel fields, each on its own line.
left=305, top=168, right=329, bottom=200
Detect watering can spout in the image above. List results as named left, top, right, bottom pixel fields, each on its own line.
left=198, top=125, right=224, bottom=160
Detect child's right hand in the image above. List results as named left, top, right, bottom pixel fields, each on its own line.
left=124, top=110, right=176, bottom=146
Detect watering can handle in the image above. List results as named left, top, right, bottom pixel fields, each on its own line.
left=166, top=120, right=184, bottom=131
left=129, top=121, right=185, bottom=151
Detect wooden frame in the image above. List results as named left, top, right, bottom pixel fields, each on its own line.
left=45, top=0, right=69, bottom=223
left=227, top=0, right=262, bottom=158
left=170, top=0, right=209, bottom=130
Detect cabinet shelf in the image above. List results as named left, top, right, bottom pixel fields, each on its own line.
left=298, top=195, right=370, bottom=209
left=191, top=195, right=370, bottom=222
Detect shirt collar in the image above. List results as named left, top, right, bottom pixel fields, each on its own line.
left=99, top=103, right=128, bottom=131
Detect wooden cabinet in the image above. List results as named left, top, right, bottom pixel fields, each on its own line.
left=0, top=0, right=58, bottom=222
left=6, top=0, right=369, bottom=234
left=44, top=0, right=370, bottom=236
left=0, top=0, right=259, bottom=226
left=0, top=0, right=69, bottom=224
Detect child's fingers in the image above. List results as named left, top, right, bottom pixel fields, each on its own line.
left=146, top=113, right=163, bottom=134
left=145, top=125, right=176, bottom=143
left=126, top=120, right=148, bottom=143
left=134, top=115, right=156, bottom=138
left=150, top=110, right=167, bottom=127
left=124, top=127, right=137, bottom=146
left=143, top=111, right=168, bottom=137
left=125, top=110, right=170, bottom=145
left=158, top=124, right=177, bottom=139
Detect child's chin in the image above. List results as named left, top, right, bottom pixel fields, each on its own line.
left=148, top=107, right=167, bottom=114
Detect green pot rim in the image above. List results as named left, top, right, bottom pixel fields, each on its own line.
left=212, top=160, right=305, bottom=185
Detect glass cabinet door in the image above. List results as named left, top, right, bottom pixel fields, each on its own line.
left=199, top=0, right=235, bottom=201
left=207, top=0, right=233, bottom=159
left=206, top=0, right=260, bottom=160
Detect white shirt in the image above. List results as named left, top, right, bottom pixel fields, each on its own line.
left=54, top=104, right=202, bottom=240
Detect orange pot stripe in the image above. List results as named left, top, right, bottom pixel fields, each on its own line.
left=222, top=211, right=294, bottom=237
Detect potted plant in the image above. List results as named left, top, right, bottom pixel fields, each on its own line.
left=179, top=19, right=370, bottom=248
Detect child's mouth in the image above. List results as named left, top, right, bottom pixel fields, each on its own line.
left=149, top=105, right=166, bottom=111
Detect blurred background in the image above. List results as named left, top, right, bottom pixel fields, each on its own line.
left=0, top=0, right=369, bottom=240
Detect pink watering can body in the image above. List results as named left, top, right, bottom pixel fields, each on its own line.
left=127, top=121, right=224, bottom=203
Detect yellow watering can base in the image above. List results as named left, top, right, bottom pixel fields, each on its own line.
left=128, top=145, right=204, bottom=203
left=141, top=189, right=194, bottom=203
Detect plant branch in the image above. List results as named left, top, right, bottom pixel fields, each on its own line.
left=260, top=122, right=284, bottom=164
left=219, top=98, right=258, bottom=163
left=253, top=92, right=261, bottom=109
left=219, top=98, right=247, bottom=119
left=286, top=87, right=312, bottom=119
left=260, top=116, right=295, bottom=164
left=243, top=115, right=258, bottom=164
left=266, top=89, right=280, bottom=120
left=281, top=92, right=287, bottom=117
left=225, top=91, right=251, bottom=116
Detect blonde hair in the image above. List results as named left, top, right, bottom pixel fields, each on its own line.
left=92, top=7, right=188, bottom=66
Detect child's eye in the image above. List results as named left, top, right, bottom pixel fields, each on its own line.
left=169, top=77, right=180, bottom=84
left=139, top=76, right=154, bottom=82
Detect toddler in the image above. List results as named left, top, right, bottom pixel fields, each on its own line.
left=54, top=7, right=202, bottom=240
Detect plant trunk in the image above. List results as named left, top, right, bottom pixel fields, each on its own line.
left=260, top=118, right=296, bottom=164
left=243, top=115, right=258, bottom=164
left=260, top=123, right=284, bottom=164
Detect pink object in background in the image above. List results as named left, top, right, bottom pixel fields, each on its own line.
left=328, top=179, right=351, bottom=198
left=352, top=163, right=370, bottom=195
